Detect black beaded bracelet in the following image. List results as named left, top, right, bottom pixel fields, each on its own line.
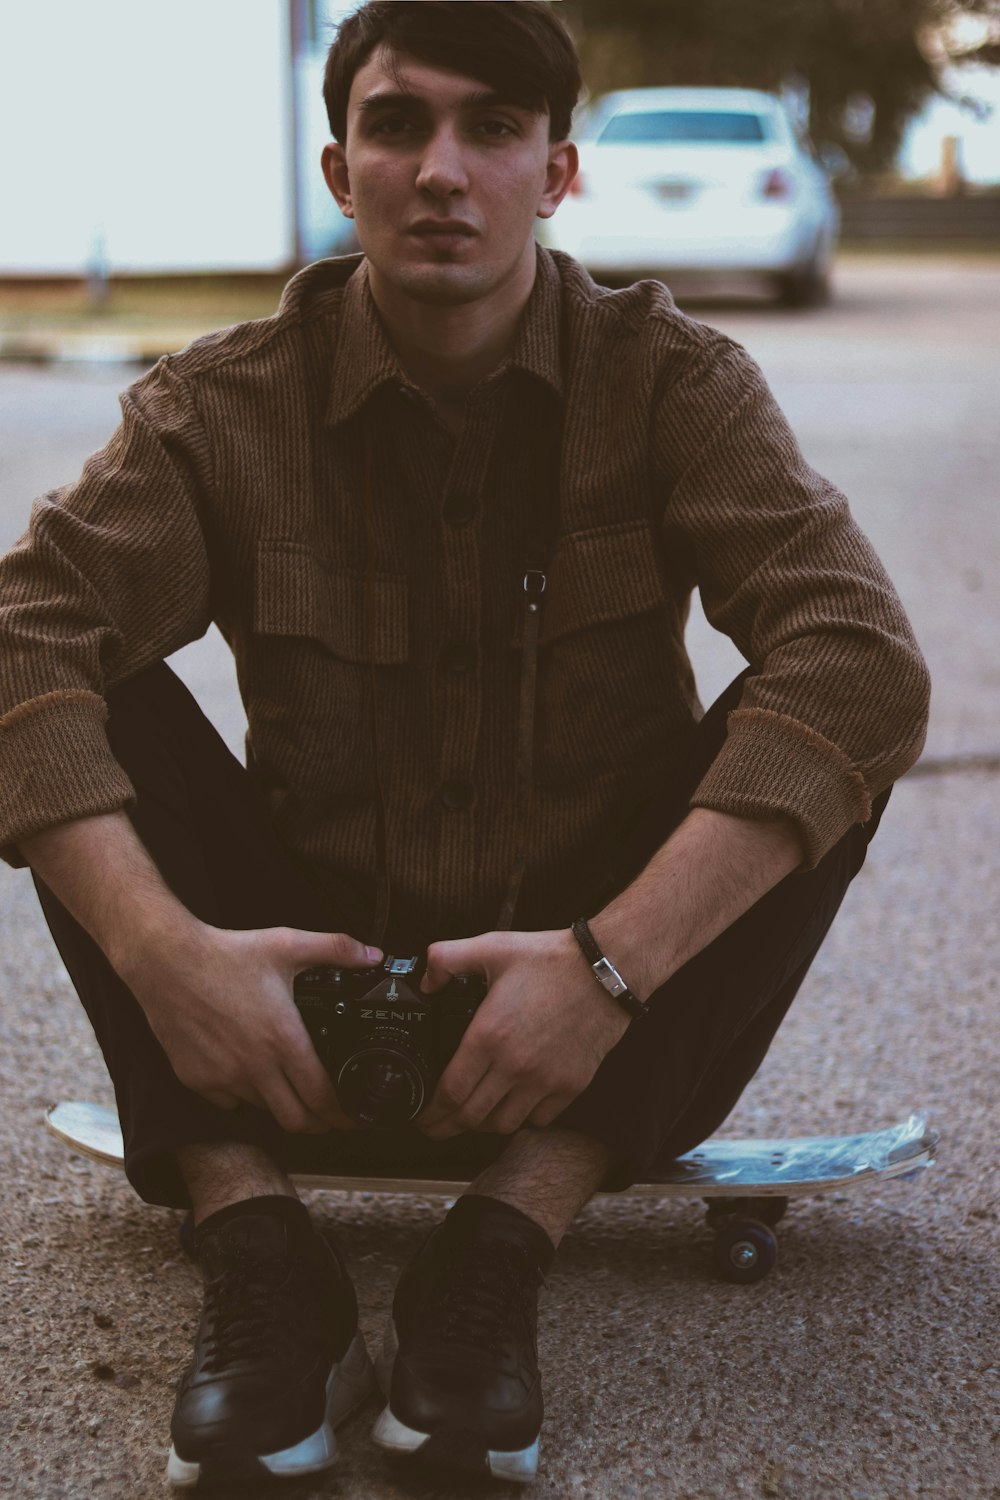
left=570, top=917, right=648, bottom=1020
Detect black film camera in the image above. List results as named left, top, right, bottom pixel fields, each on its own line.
left=293, top=956, right=486, bottom=1129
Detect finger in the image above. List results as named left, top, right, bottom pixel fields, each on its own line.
left=419, top=1071, right=511, bottom=1140
left=278, top=1079, right=333, bottom=1134
left=422, top=936, right=485, bottom=994
left=280, top=1012, right=362, bottom=1131
left=527, top=1094, right=572, bottom=1130
left=301, top=1080, right=362, bottom=1133
left=260, top=1068, right=332, bottom=1135
left=417, top=1039, right=492, bottom=1129
left=279, top=928, right=383, bottom=972
left=478, top=1087, right=543, bottom=1137
left=197, top=1078, right=267, bottom=1115
left=235, top=1083, right=270, bottom=1115
left=248, top=1008, right=336, bottom=1134
left=202, top=1088, right=241, bottom=1112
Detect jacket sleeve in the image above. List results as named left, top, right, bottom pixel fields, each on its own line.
left=0, top=357, right=214, bottom=866
left=653, top=335, right=931, bottom=867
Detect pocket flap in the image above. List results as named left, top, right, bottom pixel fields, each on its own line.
left=514, top=519, right=667, bottom=646
left=254, top=541, right=408, bottom=664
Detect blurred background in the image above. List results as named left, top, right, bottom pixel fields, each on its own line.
left=0, top=0, right=998, bottom=337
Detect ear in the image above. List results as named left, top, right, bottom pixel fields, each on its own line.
left=536, top=140, right=579, bottom=221
left=322, top=142, right=354, bottom=219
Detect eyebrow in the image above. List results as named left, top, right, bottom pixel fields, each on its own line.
left=356, top=89, right=539, bottom=118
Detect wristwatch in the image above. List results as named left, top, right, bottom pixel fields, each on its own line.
left=570, top=917, right=648, bottom=1020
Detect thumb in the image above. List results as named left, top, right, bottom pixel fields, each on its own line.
left=422, top=936, right=484, bottom=993
left=282, top=928, right=382, bottom=972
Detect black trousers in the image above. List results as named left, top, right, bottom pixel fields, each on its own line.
left=35, top=662, right=889, bottom=1208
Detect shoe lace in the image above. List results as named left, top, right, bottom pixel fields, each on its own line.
left=433, top=1241, right=540, bottom=1357
left=203, top=1250, right=295, bottom=1372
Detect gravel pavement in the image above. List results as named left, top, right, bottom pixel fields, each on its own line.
left=1, top=254, right=998, bottom=1499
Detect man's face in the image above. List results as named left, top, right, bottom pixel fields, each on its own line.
left=322, top=48, right=576, bottom=311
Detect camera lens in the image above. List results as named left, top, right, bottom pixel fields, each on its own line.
left=368, top=1059, right=411, bottom=1103
left=337, top=1046, right=426, bottom=1128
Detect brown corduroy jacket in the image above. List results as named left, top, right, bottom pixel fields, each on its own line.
left=0, top=249, right=930, bottom=940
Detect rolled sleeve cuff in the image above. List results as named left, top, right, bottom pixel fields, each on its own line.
left=689, top=706, right=872, bottom=869
left=0, top=690, right=135, bottom=868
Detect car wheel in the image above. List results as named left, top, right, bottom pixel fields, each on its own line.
left=773, top=242, right=832, bottom=308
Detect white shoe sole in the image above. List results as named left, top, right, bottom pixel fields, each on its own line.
left=372, top=1318, right=539, bottom=1483
left=166, top=1329, right=375, bottom=1488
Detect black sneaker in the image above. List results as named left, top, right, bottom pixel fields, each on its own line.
left=372, top=1194, right=554, bottom=1483
left=167, top=1195, right=374, bottom=1487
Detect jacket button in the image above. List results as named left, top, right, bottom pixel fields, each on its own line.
left=442, top=494, right=476, bottom=526
left=440, top=778, right=475, bottom=811
left=440, top=639, right=477, bottom=673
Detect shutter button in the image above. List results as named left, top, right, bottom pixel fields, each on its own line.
left=440, top=778, right=475, bottom=811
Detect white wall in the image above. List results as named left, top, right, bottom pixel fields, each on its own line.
left=0, top=0, right=295, bottom=274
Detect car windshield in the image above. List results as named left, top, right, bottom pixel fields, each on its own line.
left=597, top=111, right=769, bottom=145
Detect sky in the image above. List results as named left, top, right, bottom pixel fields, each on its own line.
left=898, top=64, right=1000, bottom=183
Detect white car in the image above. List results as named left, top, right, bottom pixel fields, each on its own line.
left=545, top=86, right=839, bottom=305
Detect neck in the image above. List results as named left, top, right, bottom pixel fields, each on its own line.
left=367, top=246, right=537, bottom=406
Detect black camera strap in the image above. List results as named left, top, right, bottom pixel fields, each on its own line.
left=361, top=439, right=392, bottom=946
left=361, top=378, right=562, bottom=946
left=495, top=388, right=562, bottom=931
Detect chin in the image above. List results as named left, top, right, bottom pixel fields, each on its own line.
left=373, top=256, right=508, bottom=308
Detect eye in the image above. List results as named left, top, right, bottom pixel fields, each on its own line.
left=477, top=118, right=518, bottom=138
left=371, top=113, right=419, bottom=136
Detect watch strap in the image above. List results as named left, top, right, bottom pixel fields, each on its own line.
left=570, top=917, right=647, bottom=1020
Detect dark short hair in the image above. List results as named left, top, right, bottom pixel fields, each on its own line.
left=323, top=1, right=582, bottom=144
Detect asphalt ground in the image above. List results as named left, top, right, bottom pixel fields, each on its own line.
left=1, top=254, right=998, bottom=1499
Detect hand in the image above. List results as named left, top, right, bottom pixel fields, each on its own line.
left=117, top=921, right=381, bottom=1135
left=416, top=928, right=632, bottom=1141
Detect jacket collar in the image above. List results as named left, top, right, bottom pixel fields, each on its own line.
left=324, top=245, right=564, bottom=428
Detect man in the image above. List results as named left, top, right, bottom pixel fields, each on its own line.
left=0, top=0, right=929, bottom=1487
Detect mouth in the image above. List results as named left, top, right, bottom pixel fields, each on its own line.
left=408, top=221, right=479, bottom=252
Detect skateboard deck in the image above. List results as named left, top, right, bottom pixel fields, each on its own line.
left=45, top=1101, right=938, bottom=1282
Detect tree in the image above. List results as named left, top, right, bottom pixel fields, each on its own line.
left=562, top=0, right=1000, bottom=172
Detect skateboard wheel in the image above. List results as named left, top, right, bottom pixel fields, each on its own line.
left=712, top=1220, right=778, bottom=1284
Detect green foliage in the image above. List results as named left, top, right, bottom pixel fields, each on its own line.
left=562, top=0, right=1000, bottom=171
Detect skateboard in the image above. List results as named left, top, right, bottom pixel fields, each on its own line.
left=45, top=1101, right=937, bottom=1282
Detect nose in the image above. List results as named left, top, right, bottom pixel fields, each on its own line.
left=414, top=125, right=469, bottom=199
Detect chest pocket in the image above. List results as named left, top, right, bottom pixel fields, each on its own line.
left=248, top=539, right=408, bottom=799
left=536, top=519, right=667, bottom=643
left=520, top=519, right=685, bottom=784
left=254, top=540, right=408, bottom=663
